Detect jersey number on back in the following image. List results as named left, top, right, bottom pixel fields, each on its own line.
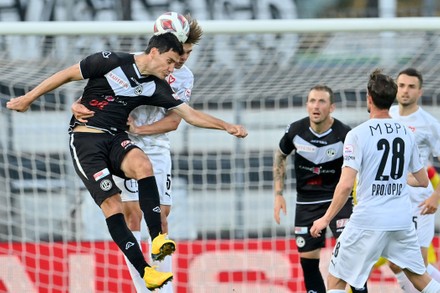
left=375, top=138, right=405, bottom=181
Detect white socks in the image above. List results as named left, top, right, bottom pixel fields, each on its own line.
left=421, top=279, right=440, bottom=293
left=427, top=264, right=440, bottom=282
left=395, top=271, right=419, bottom=293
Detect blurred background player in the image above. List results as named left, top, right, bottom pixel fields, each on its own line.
left=273, top=85, right=367, bottom=293
left=388, top=68, right=440, bottom=292
left=73, top=13, right=203, bottom=293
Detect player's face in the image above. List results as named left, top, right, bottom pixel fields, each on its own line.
left=306, top=89, right=334, bottom=125
left=150, top=49, right=180, bottom=79
left=396, top=74, right=422, bottom=107
left=175, top=43, right=194, bottom=69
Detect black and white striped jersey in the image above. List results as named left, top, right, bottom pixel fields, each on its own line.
left=69, top=51, right=183, bottom=134
left=279, top=117, right=351, bottom=203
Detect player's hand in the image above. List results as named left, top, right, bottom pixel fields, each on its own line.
left=227, top=124, right=248, bottom=138
left=7, top=96, right=32, bottom=112
left=274, top=195, right=287, bottom=224
left=71, top=100, right=94, bottom=123
left=310, top=218, right=329, bottom=238
left=126, top=115, right=138, bottom=135
left=419, top=193, right=439, bottom=215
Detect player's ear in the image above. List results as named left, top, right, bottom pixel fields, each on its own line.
left=149, top=47, right=159, bottom=57
left=330, top=102, right=336, bottom=113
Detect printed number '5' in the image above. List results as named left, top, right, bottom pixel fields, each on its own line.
left=375, top=137, right=405, bottom=180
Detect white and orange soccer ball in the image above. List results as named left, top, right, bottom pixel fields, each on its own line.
left=153, top=12, right=190, bottom=43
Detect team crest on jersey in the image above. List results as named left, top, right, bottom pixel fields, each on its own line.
left=167, top=74, right=176, bottom=84
left=326, top=148, right=336, bottom=157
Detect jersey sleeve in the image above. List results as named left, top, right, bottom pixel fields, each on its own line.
left=408, top=138, right=425, bottom=173
left=429, top=121, right=440, bottom=158
left=175, top=75, right=193, bottom=104
left=80, top=51, right=120, bottom=79
left=342, top=130, right=361, bottom=171
left=147, top=78, right=184, bottom=109
left=278, top=124, right=295, bottom=155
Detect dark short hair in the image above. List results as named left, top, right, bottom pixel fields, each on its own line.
left=397, top=67, right=423, bottom=88
left=367, top=69, right=397, bottom=110
left=145, top=32, right=184, bottom=55
left=309, top=84, right=334, bottom=104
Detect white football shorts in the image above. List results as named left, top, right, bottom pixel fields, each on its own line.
left=115, top=150, right=172, bottom=206
left=412, top=206, right=435, bottom=248
left=328, top=223, right=426, bottom=288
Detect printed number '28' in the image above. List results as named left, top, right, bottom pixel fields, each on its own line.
left=375, top=138, right=405, bottom=180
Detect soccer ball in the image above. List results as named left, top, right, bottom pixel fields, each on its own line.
left=153, top=12, right=190, bottom=43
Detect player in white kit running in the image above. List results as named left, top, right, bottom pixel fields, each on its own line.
left=388, top=68, right=440, bottom=292
left=310, top=69, right=440, bottom=293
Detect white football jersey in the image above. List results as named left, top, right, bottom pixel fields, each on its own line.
left=343, top=118, right=424, bottom=230
left=390, top=105, right=440, bottom=202
left=129, top=65, right=194, bottom=151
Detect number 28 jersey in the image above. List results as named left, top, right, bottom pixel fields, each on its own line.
left=343, top=118, right=424, bottom=230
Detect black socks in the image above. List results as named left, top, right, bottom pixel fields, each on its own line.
left=138, top=176, right=162, bottom=239
left=106, top=213, right=148, bottom=276
left=300, top=257, right=326, bottom=293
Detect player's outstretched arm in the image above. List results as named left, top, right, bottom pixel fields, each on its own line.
left=171, top=103, right=248, bottom=138
left=310, top=166, right=357, bottom=238
left=273, top=149, right=288, bottom=224
left=7, top=64, right=83, bottom=112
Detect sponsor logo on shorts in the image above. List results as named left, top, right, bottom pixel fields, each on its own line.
left=93, top=168, right=110, bottom=181
left=296, top=236, right=306, bottom=248
left=336, top=218, right=349, bottom=229
left=100, top=179, right=112, bottom=191
left=121, top=140, right=134, bottom=148
left=294, top=226, right=308, bottom=234
left=153, top=206, right=161, bottom=213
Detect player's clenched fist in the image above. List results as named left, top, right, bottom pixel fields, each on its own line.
left=7, top=96, right=32, bottom=112
left=226, top=124, right=248, bottom=138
